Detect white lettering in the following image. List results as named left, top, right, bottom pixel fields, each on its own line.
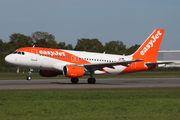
left=140, top=51, right=144, bottom=55
left=39, top=50, right=66, bottom=56
left=44, top=51, right=47, bottom=54
left=39, top=50, right=43, bottom=54
left=155, top=34, right=159, bottom=39
left=140, top=30, right=162, bottom=56
left=149, top=40, right=153, bottom=47
left=146, top=44, right=150, bottom=49
left=55, top=51, right=59, bottom=55
left=51, top=51, right=54, bottom=55
left=151, top=35, right=156, bottom=42
left=157, top=31, right=162, bottom=35
left=62, top=52, right=65, bottom=56
left=59, top=52, right=62, bottom=56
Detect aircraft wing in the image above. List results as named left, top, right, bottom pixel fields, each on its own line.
left=77, top=59, right=143, bottom=68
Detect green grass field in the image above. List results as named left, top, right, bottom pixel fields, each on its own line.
left=0, top=88, right=180, bottom=120
left=0, top=70, right=180, bottom=119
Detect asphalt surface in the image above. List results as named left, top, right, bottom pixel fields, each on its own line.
left=0, top=78, right=180, bottom=90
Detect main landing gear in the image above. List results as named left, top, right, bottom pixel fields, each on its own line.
left=87, top=78, right=96, bottom=84
left=70, top=71, right=96, bottom=84
left=70, top=77, right=96, bottom=84
left=88, top=71, right=96, bottom=84
left=26, top=69, right=33, bottom=81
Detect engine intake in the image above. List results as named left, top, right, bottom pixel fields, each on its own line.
left=63, top=65, right=84, bottom=78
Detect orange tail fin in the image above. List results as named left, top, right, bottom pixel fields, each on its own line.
left=132, top=29, right=165, bottom=61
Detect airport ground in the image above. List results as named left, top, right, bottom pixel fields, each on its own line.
left=0, top=71, right=180, bottom=120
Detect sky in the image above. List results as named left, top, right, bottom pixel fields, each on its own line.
left=0, top=0, right=180, bottom=50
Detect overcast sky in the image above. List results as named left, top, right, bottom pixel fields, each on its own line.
left=0, top=0, right=179, bottom=50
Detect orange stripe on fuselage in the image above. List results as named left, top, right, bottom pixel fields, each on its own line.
left=15, top=47, right=91, bottom=64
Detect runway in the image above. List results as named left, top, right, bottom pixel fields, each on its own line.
left=0, top=78, right=180, bottom=90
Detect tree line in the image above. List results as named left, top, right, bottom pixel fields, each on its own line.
left=0, top=31, right=140, bottom=55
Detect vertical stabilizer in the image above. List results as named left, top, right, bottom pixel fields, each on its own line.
left=132, top=29, right=165, bottom=61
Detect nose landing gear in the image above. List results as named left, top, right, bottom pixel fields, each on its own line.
left=26, top=69, right=33, bottom=81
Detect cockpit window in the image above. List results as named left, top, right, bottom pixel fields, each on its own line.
left=13, top=51, right=17, bottom=54
left=12, top=51, right=25, bottom=55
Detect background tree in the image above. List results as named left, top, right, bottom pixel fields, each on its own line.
left=58, top=42, right=73, bottom=50
left=104, top=41, right=127, bottom=55
left=74, top=38, right=104, bottom=53
left=58, top=42, right=66, bottom=49
left=31, top=31, right=59, bottom=48
left=66, top=44, right=73, bottom=50
left=8, top=33, right=33, bottom=52
left=127, top=44, right=140, bottom=55
left=0, top=39, right=5, bottom=52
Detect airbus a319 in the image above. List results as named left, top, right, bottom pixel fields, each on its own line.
left=5, top=29, right=171, bottom=84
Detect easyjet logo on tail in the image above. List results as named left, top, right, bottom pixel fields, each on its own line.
left=140, top=31, right=162, bottom=55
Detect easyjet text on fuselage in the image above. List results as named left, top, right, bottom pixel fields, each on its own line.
left=39, top=50, right=66, bottom=56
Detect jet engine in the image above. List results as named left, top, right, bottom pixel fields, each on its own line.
left=39, top=70, right=59, bottom=77
left=63, top=65, right=84, bottom=78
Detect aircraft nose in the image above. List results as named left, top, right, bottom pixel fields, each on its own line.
left=5, top=55, right=13, bottom=64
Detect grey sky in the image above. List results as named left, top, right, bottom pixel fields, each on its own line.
left=0, top=0, right=179, bottom=50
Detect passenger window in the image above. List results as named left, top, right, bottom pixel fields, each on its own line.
left=22, top=52, right=25, bottom=55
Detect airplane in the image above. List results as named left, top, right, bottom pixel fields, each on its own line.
left=5, top=29, right=172, bottom=84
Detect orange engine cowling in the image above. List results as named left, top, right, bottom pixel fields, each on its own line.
left=63, top=65, right=84, bottom=78
left=39, top=70, right=58, bottom=77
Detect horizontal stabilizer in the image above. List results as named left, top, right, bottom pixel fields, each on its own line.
left=145, top=61, right=174, bottom=67
left=146, top=62, right=174, bottom=65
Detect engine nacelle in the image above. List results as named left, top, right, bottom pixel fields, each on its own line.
left=39, top=70, right=58, bottom=77
left=63, top=65, right=84, bottom=78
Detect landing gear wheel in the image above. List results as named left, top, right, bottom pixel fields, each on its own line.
left=26, top=76, right=32, bottom=81
left=88, top=78, right=96, bottom=84
left=71, top=78, right=79, bottom=84
left=26, top=68, right=33, bottom=81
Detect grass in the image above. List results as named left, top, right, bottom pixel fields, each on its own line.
left=0, top=71, right=180, bottom=80
left=0, top=88, right=180, bottom=120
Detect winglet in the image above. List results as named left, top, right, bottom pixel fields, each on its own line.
left=132, top=29, right=165, bottom=61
